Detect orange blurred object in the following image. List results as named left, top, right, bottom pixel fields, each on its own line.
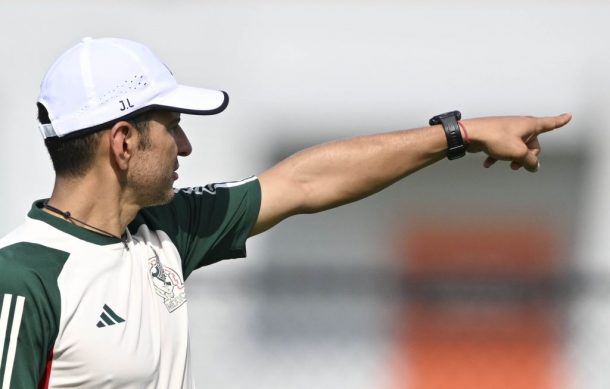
left=390, top=219, right=564, bottom=389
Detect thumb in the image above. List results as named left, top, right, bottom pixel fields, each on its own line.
left=522, top=150, right=540, bottom=172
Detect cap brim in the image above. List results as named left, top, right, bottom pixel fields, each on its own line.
left=42, top=86, right=229, bottom=139
left=153, top=85, right=229, bottom=115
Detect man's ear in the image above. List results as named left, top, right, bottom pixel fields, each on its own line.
left=109, top=121, right=136, bottom=170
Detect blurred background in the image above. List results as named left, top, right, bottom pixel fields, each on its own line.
left=0, top=1, right=608, bottom=388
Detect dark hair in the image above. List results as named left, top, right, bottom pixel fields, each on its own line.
left=39, top=103, right=152, bottom=177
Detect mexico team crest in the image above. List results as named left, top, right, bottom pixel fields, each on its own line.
left=148, top=248, right=186, bottom=312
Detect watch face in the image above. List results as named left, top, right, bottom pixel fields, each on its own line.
left=439, top=111, right=461, bottom=121
left=429, top=110, right=461, bottom=125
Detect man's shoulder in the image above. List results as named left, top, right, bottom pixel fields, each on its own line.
left=0, top=239, right=70, bottom=295
left=0, top=239, right=70, bottom=264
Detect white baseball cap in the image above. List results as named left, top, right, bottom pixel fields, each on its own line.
left=37, top=37, right=228, bottom=138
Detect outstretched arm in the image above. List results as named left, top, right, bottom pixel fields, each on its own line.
left=251, top=113, right=572, bottom=235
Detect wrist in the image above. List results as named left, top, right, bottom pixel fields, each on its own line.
left=457, top=119, right=485, bottom=153
left=457, top=120, right=471, bottom=147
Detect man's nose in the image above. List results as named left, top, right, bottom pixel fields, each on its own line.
left=175, top=126, right=192, bottom=157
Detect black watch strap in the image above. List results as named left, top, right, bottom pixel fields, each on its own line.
left=429, top=110, right=466, bottom=160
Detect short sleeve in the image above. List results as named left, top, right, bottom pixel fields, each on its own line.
left=131, top=177, right=261, bottom=278
left=0, top=243, right=66, bottom=389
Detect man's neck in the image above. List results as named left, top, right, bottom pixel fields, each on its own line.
left=44, top=175, right=140, bottom=237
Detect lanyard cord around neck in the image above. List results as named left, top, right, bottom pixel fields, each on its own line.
left=42, top=201, right=129, bottom=249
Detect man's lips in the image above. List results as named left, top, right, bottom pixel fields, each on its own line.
left=173, top=163, right=179, bottom=180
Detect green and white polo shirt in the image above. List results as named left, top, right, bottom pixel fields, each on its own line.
left=0, top=177, right=261, bottom=389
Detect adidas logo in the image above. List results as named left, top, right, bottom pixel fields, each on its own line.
left=96, top=304, right=126, bottom=328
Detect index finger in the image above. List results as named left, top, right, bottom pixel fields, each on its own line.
left=536, top=113, right=572, bottom=135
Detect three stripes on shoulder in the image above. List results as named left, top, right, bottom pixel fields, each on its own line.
left=1, top=294, right=26, bottom=388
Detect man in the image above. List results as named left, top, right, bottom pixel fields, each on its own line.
left=0, top=37, right=570, bottom=388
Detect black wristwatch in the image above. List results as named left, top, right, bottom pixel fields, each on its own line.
left=429, top=110, right=466, bottom=160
